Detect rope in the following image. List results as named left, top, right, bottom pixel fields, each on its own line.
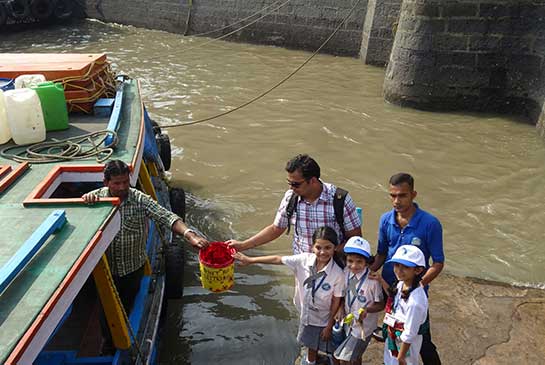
left=161, top=0, right=292, bottom=56
left=0, top=130, right=118, bottom=163
left=51, top=60, right=117, bottom=114
left=187, top=0, right=283, bottom=37
left=160, top=0, right=364, bottom=129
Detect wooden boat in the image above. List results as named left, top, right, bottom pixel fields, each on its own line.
left=0, top=54, right=184, bottom=365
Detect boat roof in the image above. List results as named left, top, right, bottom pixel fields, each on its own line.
left=0, top=70, right=145, bottom=363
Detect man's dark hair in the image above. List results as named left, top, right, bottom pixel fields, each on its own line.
left=104, top=160, right=130, bottom=181
left=285, top=154, right=320, bottom=180
left=389, top=173, right=414, bottom=190
left=312, top=226, right=339, bottom=246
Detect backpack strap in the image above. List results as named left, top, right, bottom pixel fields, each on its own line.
left=333, top=187, right=348, bottom=239
left=285, top=187, right=348, bottom=237
left=285, top=192, right=299, bottom=235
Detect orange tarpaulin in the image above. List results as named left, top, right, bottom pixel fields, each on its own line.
left=0, top=53, right=108, bottom=80
left=0, top=53, right=116, bottom=114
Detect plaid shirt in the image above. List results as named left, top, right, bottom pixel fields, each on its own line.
left=90, top=187, right=180, bottom=277
left=273, top=182, right=361, bottom=254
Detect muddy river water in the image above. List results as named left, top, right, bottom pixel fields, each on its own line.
left=2, top=20, right=544, bottom=364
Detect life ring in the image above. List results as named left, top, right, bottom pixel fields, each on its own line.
left=30, top=0, right=53, bottom=20
left=7, top=0, right=30, bottom=20
left=52, top=0, right=72, bottom=19
left=156, top=133, right=171, bottom=171
left=0, top=3, right=8, bottom=26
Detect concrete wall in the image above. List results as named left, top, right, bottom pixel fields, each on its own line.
left=360, top=0, right=402, bottom=66
left=85, top=0, right=370, bottom=57
left=384, top=0, right=545, bottom=125
left=83, top=0, right=545, bottom=132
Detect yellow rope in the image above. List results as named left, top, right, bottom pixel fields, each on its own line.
left=51, top=60, right=107, bottom=84
left=52, top=61, right=117, bottom=114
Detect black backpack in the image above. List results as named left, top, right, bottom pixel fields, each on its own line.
left=285, top=187, right=348, bottom=237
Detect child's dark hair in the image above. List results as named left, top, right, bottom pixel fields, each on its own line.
left=345, top=252, right=375, bottom=266
left=388, top=268, right=425, bottom=300
left=312, top=226, right=338, bottom=246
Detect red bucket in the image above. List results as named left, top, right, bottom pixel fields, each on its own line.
left=198, top=242, right=236, bottom=292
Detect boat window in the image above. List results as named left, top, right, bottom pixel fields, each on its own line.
left=49, top=181, right=103, bottom=198
left=23, top=165, right=119, bottom=206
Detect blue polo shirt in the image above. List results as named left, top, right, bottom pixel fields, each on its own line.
left=377, top=203, right=445, bottom=286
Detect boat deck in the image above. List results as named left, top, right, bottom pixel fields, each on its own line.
left=0, top=79, right=144, bottom=363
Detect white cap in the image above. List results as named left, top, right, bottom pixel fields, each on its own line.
left=386, top=245, right=425, bottom=267
left=343, top=236, right=371, bottom=258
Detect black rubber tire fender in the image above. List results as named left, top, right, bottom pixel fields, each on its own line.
left=165, top=242, right=184, bottom=299
left=0, top=3, right=8, bottom=25
left=156, top=133, right=171, bottom=171
left=30, top=0, right=53, bottom=20
left=150, top=119, right=161, bottom=135
left=169, top=187, right=186, bottom=221
left=7, top=0, right=30, bottom=20
left=52, top=0, right=72, bottom=19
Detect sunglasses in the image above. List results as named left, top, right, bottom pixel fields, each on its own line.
left=287, top=179, right=307, bottom=188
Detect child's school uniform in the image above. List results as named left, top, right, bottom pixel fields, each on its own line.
left=282, top=252, right=344, bottom=354
left=383, top=281, right=428, bottom=365
left=334, top=267, right=383, bottom=362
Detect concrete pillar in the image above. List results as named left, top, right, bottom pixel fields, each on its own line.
left=359, top=0, right=402, bottom=66
left=383, top=0, right=545, bottom=119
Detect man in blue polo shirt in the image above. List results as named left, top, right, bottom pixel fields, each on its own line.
left=371, top=172, right=444, bottom=365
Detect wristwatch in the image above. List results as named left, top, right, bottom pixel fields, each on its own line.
left=183, top=228, right=196, bottom=239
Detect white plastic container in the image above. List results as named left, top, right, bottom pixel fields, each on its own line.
left=14, top=74, right=46, bottom=89
left=0, top=90, right=11, bottom=144
left=4, top=88, right=46, bottom=145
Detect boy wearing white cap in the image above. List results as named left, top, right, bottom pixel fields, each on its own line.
left=334, top=236, right=384, bottom=365
left=382, top=245, right=429, bottom=365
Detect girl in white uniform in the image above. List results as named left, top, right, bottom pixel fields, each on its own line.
left=334, top=236, right=384, bottom=365
left=381, top=245, right=429, bottom=365
left=233, top=226, right=344, bottom=365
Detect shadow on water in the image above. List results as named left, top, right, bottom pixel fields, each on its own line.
left=158, top=193, right=300, bottom=365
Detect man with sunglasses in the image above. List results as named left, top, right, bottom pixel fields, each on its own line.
left=227, top=154, right=361, bottom=256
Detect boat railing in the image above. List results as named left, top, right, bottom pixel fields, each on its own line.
left=104, top=76, right=128, bottom=148
left=0, top=210, right=67, bottom=294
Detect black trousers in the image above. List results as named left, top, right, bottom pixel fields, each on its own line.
left=113, top=265, right=145, bottom=314
left=420, top=312, right=441, bottom=365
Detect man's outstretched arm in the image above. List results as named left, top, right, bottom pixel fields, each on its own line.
left=227, top=224, right=286, bottom=251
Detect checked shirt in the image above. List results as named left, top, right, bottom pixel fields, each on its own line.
left=90, top=187, right=180, bottom=277
left=274, top=182, right=361, bottom=254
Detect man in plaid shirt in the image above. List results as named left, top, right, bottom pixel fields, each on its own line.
left=228, top=154, right=361, bottom=255
left=83, top=160, right=208, bottom=311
